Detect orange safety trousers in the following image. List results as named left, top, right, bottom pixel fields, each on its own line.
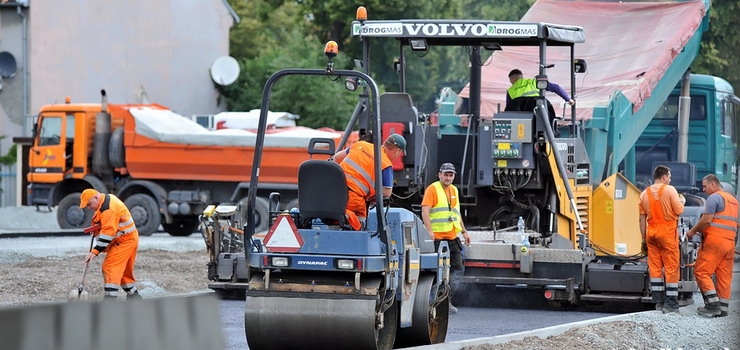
left=346, top=190, right=368, bottom=219
left=102, top=231, right=139, bottom=288
left=695, top=236, right=736, bottom=300
left=646, top=185, right=679, bottom=284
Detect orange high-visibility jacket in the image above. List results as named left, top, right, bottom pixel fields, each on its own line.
left=340, top=141, right=392, bottom=200
left=91, top=194, right=138, bottom=255
left=704, top=191, right=738, bottom=241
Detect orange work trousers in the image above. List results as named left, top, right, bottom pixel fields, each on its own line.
left=646, top=227, right=680, bottom=284
left=346, top=191, right=368, bottom=220
left=102, top=232, right=139, bottom=288
left=694, top=235, right=736, bottom=299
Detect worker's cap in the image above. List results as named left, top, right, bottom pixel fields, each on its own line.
left=386, top=134, right=407, bottom=155
left=79, top=189, right=99, bottom=208
left=439, top=163, right=456, bottom=174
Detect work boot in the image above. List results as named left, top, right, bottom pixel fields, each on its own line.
left=662, top=295, right=679, bottom=314
left=127, top=291, right=143, bottom=300
left=697, top=302, right=721, bottom=318
left=103, top=295, right=118, bottom=301
left=652, top=291, right=665, bottom=311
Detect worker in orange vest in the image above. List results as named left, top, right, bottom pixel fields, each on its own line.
left=332, top=134, right=406, bottom=230
left=80, top=189, right=142, bottom=300
left=638, top=165, right=684, bottom=313
left=687, top=174, right=738, bottom=317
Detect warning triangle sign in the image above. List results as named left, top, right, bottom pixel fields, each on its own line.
left=263, top=215, right=304, bottom=253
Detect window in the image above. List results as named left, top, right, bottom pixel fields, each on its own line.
left=38, top=116, right=62, bottom=146
left=654, top=95, right=706, bottom=120
left=65, top=114, right=76, bottom=142
left=723, top=99, right=737, bottom=142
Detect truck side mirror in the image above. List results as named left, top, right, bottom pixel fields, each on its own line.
left=31, top=115, right=39, bottom=139
left=574, top=59, right=587, bottom=73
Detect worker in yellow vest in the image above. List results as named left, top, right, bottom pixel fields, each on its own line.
left=421, top=163, right=470, bottom=313
left=506, top=69, right=574, bottom=109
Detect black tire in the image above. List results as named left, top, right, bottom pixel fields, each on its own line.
left=124, top=194, right=161, bottom=236
left=239, top=196, right=270, bottom=233
left=57, top=192, right=93, bottom=229
left=109, top=127, right=126, bottom=169
left=395, top=275, right=449, bottom=347
left=163, top=216, right=199, bottom=236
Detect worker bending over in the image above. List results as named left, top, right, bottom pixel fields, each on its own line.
left=688, top=174, right=738, bottom=318
left=421, top=163, right=470, bottom=313
left=80, top=189, right=142, bottom=300
left=332, top=134, right=406, bottom=230
left=638, top=165, right=684, bottom=313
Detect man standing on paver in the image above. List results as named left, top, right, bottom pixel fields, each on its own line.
left=80, top=189, right=142, bottom=300
left=639, top=165, right=684, bottom=313
left=687, top=174, right=738, bottom=317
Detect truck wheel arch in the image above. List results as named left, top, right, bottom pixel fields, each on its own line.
left=50, top=175, right=108, bottom=206
left=116, top=180, right=169, bottom=221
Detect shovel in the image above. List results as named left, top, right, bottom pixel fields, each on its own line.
left=69, top=230, right=97, bottom=301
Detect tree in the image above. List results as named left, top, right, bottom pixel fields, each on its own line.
left=692, top=0, right=740, bottom=93
left=222, top=1, right=358, bottom=130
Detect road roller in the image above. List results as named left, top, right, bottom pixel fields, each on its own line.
left=238, top=54, right=451, bottom=349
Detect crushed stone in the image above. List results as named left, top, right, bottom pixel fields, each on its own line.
left=465, top=304, right=739, bottom=350
left=0, top=249, right=210, bottom=307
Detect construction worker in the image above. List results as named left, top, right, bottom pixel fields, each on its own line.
left=687, top=174, right=738, bottom=318
left=638, top=165, right=684, bottom=313
left=332, top=134, right=406, bottom=230
left=421, top=163, right=471, bottom=313
left=506, top=69, right=574, bottom=109
left=80, top=189, right=142, bottom=300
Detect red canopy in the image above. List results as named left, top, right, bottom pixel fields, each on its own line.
left=459, top=0, right=705, bottom=120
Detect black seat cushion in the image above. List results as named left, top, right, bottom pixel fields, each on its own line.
left=298, top=160, right=348, bottom=223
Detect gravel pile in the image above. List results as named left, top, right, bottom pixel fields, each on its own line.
left=465, top=302, right=739, bottom=350
left=0, top=248, right=210, bottom=307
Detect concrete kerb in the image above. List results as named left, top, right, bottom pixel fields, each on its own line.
left=408, top=311, right=648, bottom=350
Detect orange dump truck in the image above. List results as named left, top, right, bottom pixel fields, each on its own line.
left=27, top=95, right=343, bottom=235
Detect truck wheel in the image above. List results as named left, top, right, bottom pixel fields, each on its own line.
left=109, top=127, right=126, bottom=169
left=239, top=196, right=270, bottom=233
left=125, top=194, right=161, bottom=236
left=163, top=216, right=199, bottom=236
left=57, top=192, right=93, bottom=229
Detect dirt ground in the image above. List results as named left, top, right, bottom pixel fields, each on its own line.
left=0, top=249, right=209, bottom=307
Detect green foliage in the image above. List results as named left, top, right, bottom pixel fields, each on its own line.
left=0, top=142, right=17, bottom=166
left=222, top=1, right=358, bottom=129
left=693, top=0, right=740, bottom=93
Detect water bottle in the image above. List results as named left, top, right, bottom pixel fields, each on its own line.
left=517, top=216, right=525, bottom=233
left=517, top=216, right=529, bottom=247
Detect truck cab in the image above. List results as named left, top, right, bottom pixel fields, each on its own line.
left=635, top=74, right=739, bottom=192
left=28, top=103, right=102, bottom=207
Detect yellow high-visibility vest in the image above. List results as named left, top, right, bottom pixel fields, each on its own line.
left=507, top=78, right=539, bottom=100
left=429, top=181, right=463, bottom=233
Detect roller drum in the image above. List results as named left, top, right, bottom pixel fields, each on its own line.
left=245, top=293, right=397, bottom=350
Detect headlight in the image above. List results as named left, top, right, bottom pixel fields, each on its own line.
left=336, top=259, right=355, bottom=270
left=271, top=257, right=289, bottom=267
